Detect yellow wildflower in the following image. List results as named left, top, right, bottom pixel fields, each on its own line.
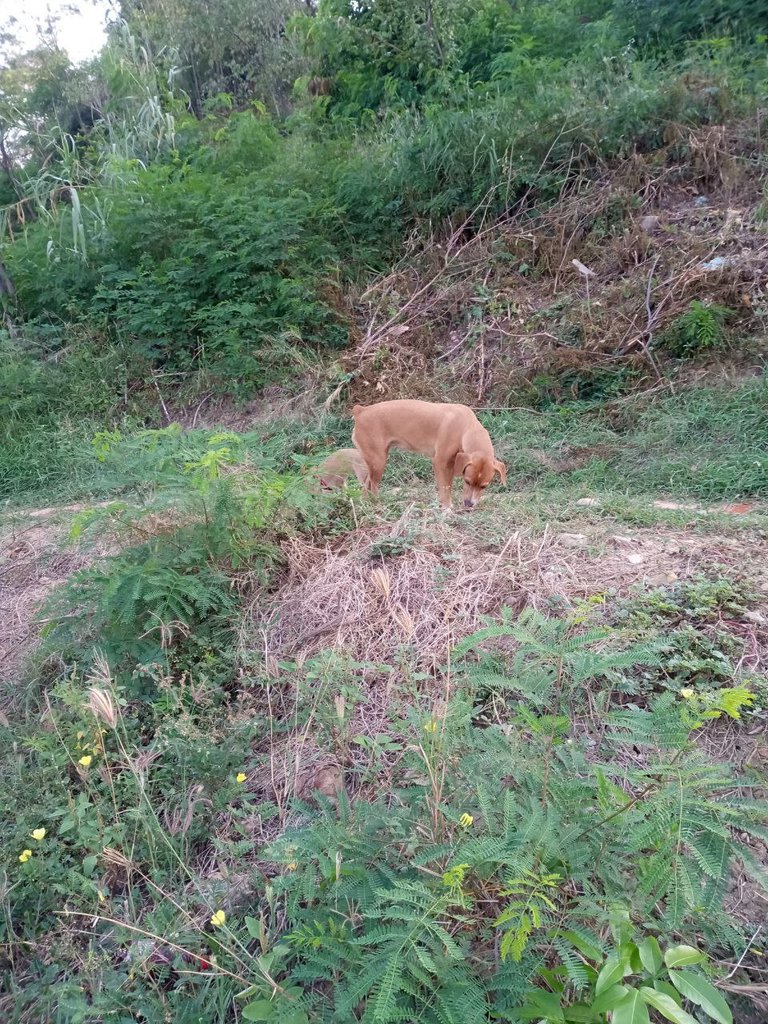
left=31, top=828, right=46, bottom=841
left=236, top=772, right=247, bottom=784
left=423, top=720, right=438, bottom=733
left=680, top=688, right=695, bottom=700
left=98, top=890, right=106, bottom=903
left=210, top=909, right=226, bottom=928
left=286, top=861, right=298, bottom=871
left=79, top=755, right=93, bottom=767
left=459, top=813, right=474, bottom=829
left=19, top=849, right=33, bottom=863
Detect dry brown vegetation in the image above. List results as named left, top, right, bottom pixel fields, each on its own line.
left=341, top=122, right=768, bottom=410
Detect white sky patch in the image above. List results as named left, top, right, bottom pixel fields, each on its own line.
left=1, top=1, right=114, bottom=65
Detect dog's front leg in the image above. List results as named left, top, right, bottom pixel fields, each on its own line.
left=432, top=458, right=454, bottom=509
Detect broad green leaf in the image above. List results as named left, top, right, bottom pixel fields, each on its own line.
left=83, top=854, right=98, bottom=876
left=590, top=984, right=629, bottom=1014
left=669, top=971, right=733, bottom=1024
left=245, top=916, right=261, bottom=939
left=664, top=945, right=705, bottom=969
left=654, top=980, right=682, bottom=1006
left=242, top=1000, right=275, bottom=1022
left=638, top=936, right=663, bottom=975
left=613, top=988, right=650, bottom=1024
left=561, top=1003, right=593, bottom=1022
left=640, top=986, right=699, bottom=1024
left=596, top=953, right=625, bottom=996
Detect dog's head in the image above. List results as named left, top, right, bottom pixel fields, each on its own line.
left=454, top=453, right=507, bottom=508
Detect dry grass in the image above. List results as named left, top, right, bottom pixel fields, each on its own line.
left=0, top=511, right=109, bottom=690
left=226, top=489, right=768, bottom=859
left=245, top=493, right=768, bottom=676
left=341, top=122, right=768, bottom=408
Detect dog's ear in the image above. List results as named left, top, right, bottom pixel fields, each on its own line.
left=454, top=452, right=472, bottom=477
left=493, top=459, right=507, bottom=485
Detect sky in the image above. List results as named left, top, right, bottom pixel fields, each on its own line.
left=1, top=0, right=114, bottom=65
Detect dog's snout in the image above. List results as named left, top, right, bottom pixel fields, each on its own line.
left=464, top=498, right=474, bottom=508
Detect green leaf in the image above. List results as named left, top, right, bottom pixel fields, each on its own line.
left=613, top=988, right=650, bottom=1024
left=664, top=945, right=705, bottom=969
left=245, top=916, right=262, bottom=939
left=561, top=1004, right=593, bottom=1023
left=556, top=928, right=603, bottom=963
left=669, top=971, right=732, bottom=1024
left=654, top=980, right=682, bottom=1006
left=638, top=936, right=663, bottom=976
left=596, top=953, right=625, bottom=996
left=640, top=987, right=699, bottom=1024
left=83, top=854, right=98, bottom=877
left=590, top=984, right=629, bottom=1014
left=242, top=1000, right=275, bottom=1021
left=517, top=990, right=565, bottom=1021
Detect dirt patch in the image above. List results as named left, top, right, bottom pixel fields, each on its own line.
left=0, top=512, right=101, bottom=687
left=248, top=503, right=768, bottom=675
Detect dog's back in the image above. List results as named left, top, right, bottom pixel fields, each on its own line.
left=352, top=400, right=480, bottom=456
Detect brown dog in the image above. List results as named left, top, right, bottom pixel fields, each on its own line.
left=314, top=448, right=369, bottom=490
left=351, top=399, right=506, bottom=509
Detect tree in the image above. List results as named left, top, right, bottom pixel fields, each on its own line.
left=119, top=0, right=311, bottom=115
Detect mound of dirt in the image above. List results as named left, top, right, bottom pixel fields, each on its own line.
left=249, top=504, right=768, bottom=677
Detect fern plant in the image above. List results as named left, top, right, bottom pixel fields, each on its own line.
left=41, top=427, right=337, bottom=679
left=662, top=300, right=732, bottom=356
left=454, top=606, right=661, bottom=713
left=495, top=870, right=562, bottom=962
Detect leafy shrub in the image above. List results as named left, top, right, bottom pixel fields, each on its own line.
left=39, top=427, right=339, bottom=680
left=661, top=300, right=733, bottom=356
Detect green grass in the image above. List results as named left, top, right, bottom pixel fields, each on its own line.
left=3, top=377, right=765, bottom=510
left=486, top=375, right=768, bottom=502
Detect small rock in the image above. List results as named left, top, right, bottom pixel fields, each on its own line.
left=625, top=552, right=646, bottom=565
left=571, top=258, right=596, bottom=278
left=612, top=535, right=635, bottom=545
left=694, top=196, right=709, bottom=207
left=575, top=497, right=599, bottom=507
left=559, top=533, right=588, bottom=547
left=639, top=215, right=661, bottom=233
left=743, top=610, right=767, bottom=626
left=700, top=256, right=730, bottom=271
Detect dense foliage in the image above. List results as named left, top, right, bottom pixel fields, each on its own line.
left=1, top=2, right=767, bottom=1022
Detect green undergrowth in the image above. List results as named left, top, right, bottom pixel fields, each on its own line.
left=3, top=4, right=768, bottom=1020
left=2, top=548, right=766, bottom=1021
left=3, top=375, right=766, bottom=509
left=2, top=424, right=766, bottom=1022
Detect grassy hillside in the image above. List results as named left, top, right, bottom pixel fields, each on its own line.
left=1, top=2, right=767, bottom=1022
